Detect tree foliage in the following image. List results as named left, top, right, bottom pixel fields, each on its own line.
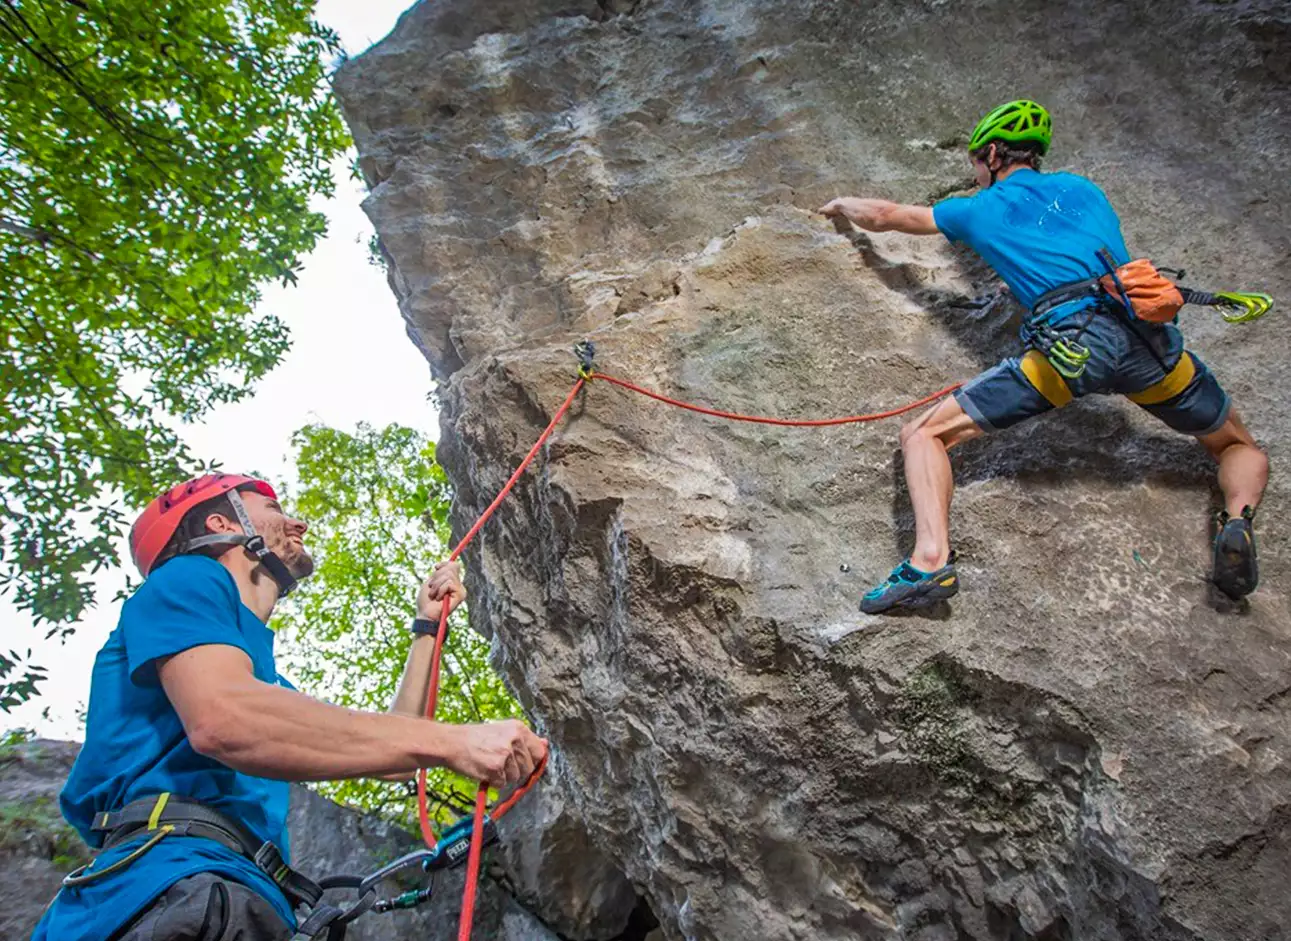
left=0, top=0, right=350, bottom=708
left=275, top=423, right=523, bottom=829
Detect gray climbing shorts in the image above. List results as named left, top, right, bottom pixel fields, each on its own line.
left=110, top=872, right=291, bottom=941
left=954, top=311, right=1231, bottom=436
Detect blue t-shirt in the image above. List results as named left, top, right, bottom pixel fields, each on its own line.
left=933, top=168, right=1131, bottom=320
left=33, top=555, right=298, bottom=940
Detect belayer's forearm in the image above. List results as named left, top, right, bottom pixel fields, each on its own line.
left=389, top=633, right=438, bottom=718
left=187, top=677, right=458, bottom=781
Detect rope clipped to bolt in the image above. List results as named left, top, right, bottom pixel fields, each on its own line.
left=576, top=339, right=963, bottom=425
left=420, top=340, right=961, bottom=939
left=415, top=378, right=584, bottom=941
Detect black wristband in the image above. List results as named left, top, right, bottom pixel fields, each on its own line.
left=410, top=617, right=437, bottom=636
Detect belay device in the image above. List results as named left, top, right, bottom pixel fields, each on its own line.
left=287, top=814, right=500, bottom=940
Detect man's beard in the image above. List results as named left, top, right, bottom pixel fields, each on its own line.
left=281, top=540, right=315, bottom=580
left=266, top=524, right=315, bottom=582
left=287, top=547, right=315, bottom=580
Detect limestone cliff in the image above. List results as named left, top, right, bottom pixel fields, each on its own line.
left=334, top=1, right=1291, bottom=939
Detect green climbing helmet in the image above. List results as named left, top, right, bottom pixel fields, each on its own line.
left=968, top=99, right=1052, bottom=155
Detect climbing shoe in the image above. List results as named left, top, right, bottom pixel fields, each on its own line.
left=1213, top=506, right=1258, bottom=600
left=860, top=553, right=959, bottom=614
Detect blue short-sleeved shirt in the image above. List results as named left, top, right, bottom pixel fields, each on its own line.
left=933, top=168, right=1131, bottom=319
left=33, top=555, right=298, bottom=941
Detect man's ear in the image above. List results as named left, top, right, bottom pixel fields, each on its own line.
left=987, top=142, right=1000, bottom=169
left=204, top=512, right=239, bottom=535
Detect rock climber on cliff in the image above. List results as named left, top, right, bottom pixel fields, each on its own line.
left=32, top=473, right=548, bottom=941
left=818, top=99, right=1269, bottom=614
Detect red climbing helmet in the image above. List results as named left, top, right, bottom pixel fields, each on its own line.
left=129, top=473, right=277, bottom=578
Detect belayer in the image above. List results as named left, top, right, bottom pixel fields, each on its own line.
left=818, top=100, right=1271, bottom=614
left=32, top=473, right=548, bottom=940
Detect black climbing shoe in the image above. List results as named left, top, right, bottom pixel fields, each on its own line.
left=1213, top=506, right=1258, bottom=600
left=860, top=553, right=959, bottom=614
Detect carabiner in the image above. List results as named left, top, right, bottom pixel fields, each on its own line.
left=1215, top=291, right=1273, bottom=324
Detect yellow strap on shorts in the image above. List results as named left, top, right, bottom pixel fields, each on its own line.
left=1126, top=352, right=1196, bottom=405
left=1019, top=350, right=1073, bottom=408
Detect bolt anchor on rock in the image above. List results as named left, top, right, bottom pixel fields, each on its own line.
left=574, top=339, right=596, bottom=379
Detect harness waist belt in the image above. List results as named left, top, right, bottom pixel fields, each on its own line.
left=1029, top=276, right=1103, bottom=322
left=81, top=793, right=323, bottom=909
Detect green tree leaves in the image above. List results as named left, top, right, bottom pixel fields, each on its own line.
left=275, top=423, right=523, bottom=828
left=0, top=0, right=349, bottom=708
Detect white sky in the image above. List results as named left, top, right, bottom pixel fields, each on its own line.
left=2, top=0, right=425, bottom=740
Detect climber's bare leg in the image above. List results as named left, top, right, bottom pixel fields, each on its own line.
left=898, top=397, right=983, bottom=571
left=1197, top=407, right=1268, bottom=517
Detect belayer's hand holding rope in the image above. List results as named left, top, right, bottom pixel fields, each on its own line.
left=411, top=411, right=574, bottom=939
left=411, top=561, right=548, bottom=791
left=415, top=560, right=468, bottom=624
left=439, top=716, right=548, bottom=791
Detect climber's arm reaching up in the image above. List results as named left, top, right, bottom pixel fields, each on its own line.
left=817, top=197, right=939, bottom=236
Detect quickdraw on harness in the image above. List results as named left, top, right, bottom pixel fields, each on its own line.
left=1023, top=247, right=1274, bottom=381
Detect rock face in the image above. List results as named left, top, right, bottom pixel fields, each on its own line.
left=0, top=740, right=88, bottom=941
left=333, top=2, right=1291, bottom=940
left=0, top=740, right=559, bottom=941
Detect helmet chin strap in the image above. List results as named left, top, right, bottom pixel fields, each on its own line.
left=181, top=490, right=298, bottom=598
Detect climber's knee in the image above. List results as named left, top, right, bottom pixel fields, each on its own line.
left=898, top=415, right=925, bottom=449
left=900, top=396, right=982, bottom=452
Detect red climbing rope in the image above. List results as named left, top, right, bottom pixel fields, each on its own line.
left=457, top=789, right=488, bottom=941
left=418, top=358, right=962, bottom=939
left=418, top=377, right=585, bottom=940
left=587, top=371, right=963, bottom=425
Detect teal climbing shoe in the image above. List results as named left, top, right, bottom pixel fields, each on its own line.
left=1213, top=506, right=1258, bottom=600
left=860, top=554, right=960, bottom=614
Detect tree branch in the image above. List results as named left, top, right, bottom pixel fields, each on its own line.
left=0, top=216, right=54, bottom=246
left=0, top=0, right=219, bottom=205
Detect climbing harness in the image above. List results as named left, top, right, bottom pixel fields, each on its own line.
left=1023, top=271, right=1112, bottom=381
left=67, top=794, right=320, bottom=905
left=66, top=792, right=506, bottom=940
left=1021, top=248, right=1274, bottom=384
